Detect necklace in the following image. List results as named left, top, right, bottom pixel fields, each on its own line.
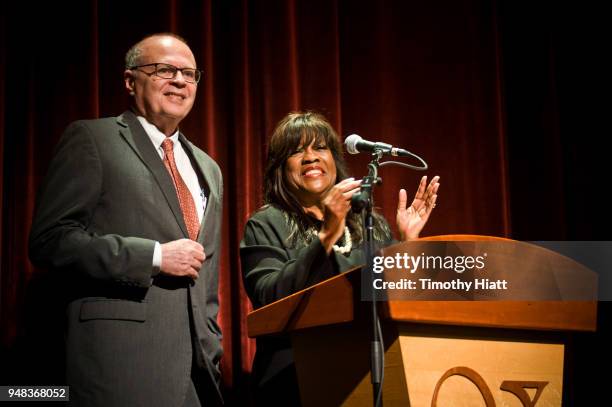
left=312, top=226, right=352, bottom=255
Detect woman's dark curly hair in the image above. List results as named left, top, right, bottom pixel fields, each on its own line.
left=263, top=111, right=391, bottom=247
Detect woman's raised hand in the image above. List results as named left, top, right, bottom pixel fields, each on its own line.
left=396, top=175, right=440, bottom=241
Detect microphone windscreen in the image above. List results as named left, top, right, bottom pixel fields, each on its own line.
left=345, top=134, right=362, bottom=155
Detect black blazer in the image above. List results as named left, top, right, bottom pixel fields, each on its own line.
left=29, top=111, right=223, bottom=406
left=240, top=205, right=371, bottom=405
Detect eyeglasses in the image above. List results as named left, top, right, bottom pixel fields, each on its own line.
left=128, top=63, right=202, bottom=84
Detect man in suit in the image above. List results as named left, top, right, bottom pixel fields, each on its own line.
left=29, top=33, right=223, bottom=406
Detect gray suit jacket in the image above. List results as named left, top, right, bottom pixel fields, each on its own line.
left=29, top=111, right=223, bottom=406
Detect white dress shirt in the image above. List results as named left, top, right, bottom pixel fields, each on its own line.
left=136, top=116, right=206, bottom=270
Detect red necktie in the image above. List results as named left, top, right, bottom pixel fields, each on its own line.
left=161, top=139, right=200, bottom=240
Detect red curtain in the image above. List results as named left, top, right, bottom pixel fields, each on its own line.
left=1, top=0, right=607, bottom=403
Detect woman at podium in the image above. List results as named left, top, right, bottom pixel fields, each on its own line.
left=240, top=111, right=440, bottom=405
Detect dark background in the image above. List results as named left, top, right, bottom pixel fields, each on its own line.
left=1, top=0, right=608, bottom=404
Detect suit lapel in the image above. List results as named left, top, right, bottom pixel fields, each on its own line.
left=117, top=111, right=190, bottom=238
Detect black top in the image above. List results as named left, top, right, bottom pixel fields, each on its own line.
left=240, top=205, right=390, bottom=405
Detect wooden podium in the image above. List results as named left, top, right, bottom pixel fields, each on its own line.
left=247, top=235, right=597, bottom=406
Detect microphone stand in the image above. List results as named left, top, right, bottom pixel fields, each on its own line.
left=351, top=151, right=384, bottom=407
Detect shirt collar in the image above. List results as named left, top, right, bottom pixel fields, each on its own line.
left=136, top=116, right=180, bottom=151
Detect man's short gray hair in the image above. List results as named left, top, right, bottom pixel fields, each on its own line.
left=125, top=32, right=190, bottom=68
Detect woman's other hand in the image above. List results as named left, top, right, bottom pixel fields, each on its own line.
left=318, top=178, right=361, bottom=253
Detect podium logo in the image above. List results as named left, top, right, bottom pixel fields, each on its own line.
left=432, top=366, right=549, bottom=407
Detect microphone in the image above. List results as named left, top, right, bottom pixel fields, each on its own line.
left=344, top=134, right=411, bottom=157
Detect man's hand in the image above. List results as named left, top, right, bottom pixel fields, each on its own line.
left=160, top=239, right=206, bottom=279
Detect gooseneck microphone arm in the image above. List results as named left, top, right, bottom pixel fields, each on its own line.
left=345, top=134, right=428, bottom=171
